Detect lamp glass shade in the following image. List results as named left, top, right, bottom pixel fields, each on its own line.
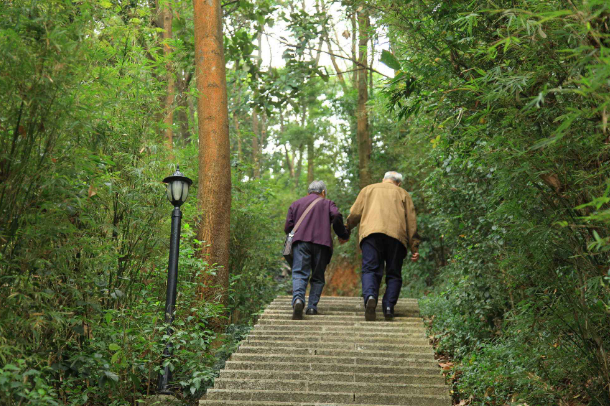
left=166, top=183, right=173, bottom=202
left=172, top=180, right=183, bottom=202
left=181, top=182, right=189, bottom=201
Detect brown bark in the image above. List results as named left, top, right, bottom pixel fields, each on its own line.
left=280, top=108, right=295, bottom=178
left=232, top=63, right=242, bottom=160
left=162, top=2, right=174, bottom=152
left=307, top=137, right=314, bottom=184
left=325, top=32, right=347, bottom=89
left=313, top=1, right=324, bottom=67
left=261, top=110, right=268, bottom=168
left=251, top=31, right=263, bottom=178
left=357, top=10, right=372, bottom=189
left=193, top=0, right=231, bottom=327
left=369, top=32, right=374, bottom=97
left=175, top=71, right=192, bottom=143
left=234, top=111, right=242, bottom=160
left=251, top=109, right=260, bottom=178
left=187, top=90, right=197, bottom=137
left=284, top=145, right=295, bottom=178
left=351, top=12, right=358, bottom=87
left=295, top=143, right=304, bottom=188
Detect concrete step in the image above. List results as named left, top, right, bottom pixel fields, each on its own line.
left=256, top=318, right=423, bottom=326
left=250, top=328, right=427, bottom=338
left=214, top=378, right=447, bottom=396
left=260, top=313, right=425, bottom=323
left=244, top=339, right=434, bottom=352
left=247, top=332, right=427, bottom=340
left=271, top=299, right=420, bottom=306
left=224, top=360, right=441, bottom=375
left=201, top=402, right=440, bottom=406
left=253, top=323, right=426, bottom=332
left=236, top=345, right=435, bottom=360
left=258, top=318, right=423, bottom=326
left=200, top=296, right=449, bottom=405
left=206, top=389, right=450, bottom=405
left=229, top=353, right=439, bottom=368
left=268, top=302, right=418, bottom=308
left=275, top=295, right=419, bottom=303
left=263, top=309, right=423, bottom=317
left=218, top=370, right=446, bottom=385
left=246, top=334, right=430, bottom=346
left=201, top=402, right=442, bottom=406
left=268, top=302, right=419, bottom=308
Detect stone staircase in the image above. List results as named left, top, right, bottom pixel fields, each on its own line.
left=200, top=295, right=451, bottom=406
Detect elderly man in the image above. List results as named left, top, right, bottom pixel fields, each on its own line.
left=284, top=180, right=350, bottom=320
left=347, top=171, right=420, bottom=321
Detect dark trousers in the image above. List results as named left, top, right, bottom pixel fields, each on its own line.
left=361, top=233, right=407, bottom=309
left=292, top=241, right=331, bottom=310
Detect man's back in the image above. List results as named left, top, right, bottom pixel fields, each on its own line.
left=347, top=182, right=418, bottom=252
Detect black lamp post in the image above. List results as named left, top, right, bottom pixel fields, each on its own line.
left=158, top=165, right=193, bottom=395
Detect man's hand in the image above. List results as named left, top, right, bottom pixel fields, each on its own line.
left=338, top=238, right=349, bottom=245
left=410, top=252, right=420, bottom=262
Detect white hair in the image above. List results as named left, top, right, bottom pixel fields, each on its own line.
left=308, top=180, right=327, bottom=195
left=384, top=171, right=403, bottom=184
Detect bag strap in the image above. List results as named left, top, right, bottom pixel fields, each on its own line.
left=290, top=197, right=323, bottom=236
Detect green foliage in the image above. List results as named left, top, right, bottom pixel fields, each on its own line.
left=373, top=0, right=610, bottom=403
left=0, top=0, right=284, bottom=404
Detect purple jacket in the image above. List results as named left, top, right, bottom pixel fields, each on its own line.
left=284, top=194, right=350, bottom=249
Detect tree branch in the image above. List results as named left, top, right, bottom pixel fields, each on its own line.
left=267, top=33, right=390, bottom=78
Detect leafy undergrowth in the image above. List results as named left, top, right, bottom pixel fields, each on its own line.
left=421, top=293, right=604, bottom=406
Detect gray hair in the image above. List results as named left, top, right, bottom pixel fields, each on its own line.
left=308, top=180, right=327, bottom=195
left=384, top=171, right=403, bottom=184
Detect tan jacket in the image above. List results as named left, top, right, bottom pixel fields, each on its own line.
left=346, top=182, right=419, bottom=252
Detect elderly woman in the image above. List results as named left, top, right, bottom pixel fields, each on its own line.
left=284, top=180, right=350, bottom=319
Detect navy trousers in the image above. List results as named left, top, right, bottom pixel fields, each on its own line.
left=361, top=233, right=407, bottom=309
left=292, top=241, right=331, bottom=310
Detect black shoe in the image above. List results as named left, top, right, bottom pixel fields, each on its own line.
left=305, top=308, right=318, bottom=315
left=383, top=306, right=394, bottom=321
left=365, top=296, right=377, bottom=321
left=292, top=299, right=304, bottom=320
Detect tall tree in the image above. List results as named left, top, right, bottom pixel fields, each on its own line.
left=161, top=0, right=175, bottom=151
left=305, top=105, right=314, bottom=184
left=251, top=30, right=263, bottom=178
left=193, top=0, right=231, bottom=325
left=351, top=12, right=358, bottom=86
left=356, top=9, right=371, bottom=188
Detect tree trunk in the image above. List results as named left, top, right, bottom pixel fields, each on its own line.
left=251, top=31, right=263, bottom=178
left=369, top=31, right=374, bottom=98
left=351, top=12, right=358, bottom=87
left=193, top=0, right=231, bottom=329
left=234, top=111, right=242, bottom=160
left=175, top=72, right=192, bottom=143
left=187, top=89, right=197, bottom=139
left=251, top=109, right=260, bottom=178
left=307, top=138, right=314, bottom=184
left=162, top=2, right=174, bottom=152
left=357, top=10, right=372, bottom=189
left=284, top=145, right=295, bottom=178
left=295, top=143, right=304, bottom=188
left=325, top=32, right=347, bottom=91
left=233, top=63, right=242, bottom=160
left=280, top=108, right=295, bottom=178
